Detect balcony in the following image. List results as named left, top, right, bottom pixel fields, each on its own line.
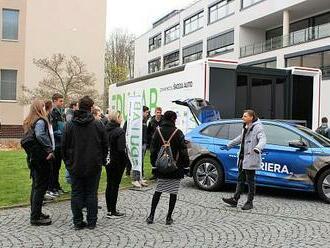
left=240, top=22, right=330, bottom=58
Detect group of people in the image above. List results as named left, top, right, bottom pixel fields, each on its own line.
left=23, top=94, right=191, bottom=229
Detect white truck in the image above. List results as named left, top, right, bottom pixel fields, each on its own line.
left=109, top=59, right=324, bottom=133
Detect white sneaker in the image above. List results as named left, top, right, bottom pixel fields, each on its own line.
left=44, top=191, right=56, bottom=200
left=132, top=181, right=142, bottom=188
left=140, top=180, right=148, bottom=187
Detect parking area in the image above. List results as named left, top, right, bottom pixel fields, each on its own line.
left=0, top=178, right=330, bottom=248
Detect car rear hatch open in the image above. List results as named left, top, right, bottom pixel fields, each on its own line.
left=173, top=98, right=221, bottom=125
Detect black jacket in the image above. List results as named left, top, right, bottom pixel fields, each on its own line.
left=105, top=121, right=129, bottom=167
left=62, top=110, right=108, bottom=178
left=150, top=120, right=190, bottom=179
left=147, top=115, right=163, bottom=145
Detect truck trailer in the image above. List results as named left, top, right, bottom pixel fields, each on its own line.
left=109, top=59, right=323, bottom=133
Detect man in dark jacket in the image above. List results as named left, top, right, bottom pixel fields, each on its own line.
left=62, top=96, right=108, bottom=230
left=49, top=93, right=65, bottom=196
left=147, top=107, right=163, bottom=144
left=316, top=117, right=330, bottom=138
left=147, top=107, right=163, bottom=180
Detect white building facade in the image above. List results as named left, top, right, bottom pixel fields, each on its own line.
left=134, top=0, right=330, bottom=81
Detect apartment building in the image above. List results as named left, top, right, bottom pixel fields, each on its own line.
left=134, top=0, right=330, bottom=80
left=0, top=0, right=106, bottom=138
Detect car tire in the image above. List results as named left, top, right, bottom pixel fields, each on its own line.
left=192, top=157, right=224, bottom=191
left=316, top=168, right=330, bottom=203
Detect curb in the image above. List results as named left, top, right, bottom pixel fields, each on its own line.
left=0, top=182, right=155, bottom=210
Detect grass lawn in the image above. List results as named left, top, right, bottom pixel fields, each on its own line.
left=0, top=150, right=152, bottom=208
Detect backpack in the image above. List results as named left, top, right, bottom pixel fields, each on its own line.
left=20, top=119, right=42, bottom=155
left=316, top=126, right=329, bottom=137
left=155, top=127, right=179, bottom=174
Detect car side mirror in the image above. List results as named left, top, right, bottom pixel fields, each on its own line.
left=289, top=140, right=307, bottom=150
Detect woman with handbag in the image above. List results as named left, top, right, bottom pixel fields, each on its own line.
left=105, top=110, right=128, bottom=218
left=146, top=111, right=190, bottom=225
left=23, top=100, right=54, bottom=226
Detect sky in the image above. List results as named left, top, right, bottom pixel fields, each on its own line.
left=106, top=0, right=195, bottom=38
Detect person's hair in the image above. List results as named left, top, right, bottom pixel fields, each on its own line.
left=244, top=109, right=258, bottom=121
left=108, top=110, right=121, bottom=123
left=322, top=117, right=328, bottom=123
left=52, top=93, right=63, bottom=102
left=79, top=96, right=94, bottom=111
left=69, top=101, right=78, bottom=109
left=23, top=100, right=48, bottom=132
left=163, top=110, right=177, bottom=123
left=44, top=100, right=53, bottom=112
left=155, top=107, right=162, bottom=112
left=143, top=106, right=149, bottom=112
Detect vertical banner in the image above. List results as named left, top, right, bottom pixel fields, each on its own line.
left=126, top=95, right=143, bottom=174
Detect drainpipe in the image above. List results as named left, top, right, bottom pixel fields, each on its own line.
left=283, top=10, right=290, bottom=47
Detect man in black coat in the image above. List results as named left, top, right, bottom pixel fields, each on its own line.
left=62, top=96, right=108, bottom=230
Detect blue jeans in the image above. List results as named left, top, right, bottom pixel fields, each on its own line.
left=71, top=170, right=101, bottom=226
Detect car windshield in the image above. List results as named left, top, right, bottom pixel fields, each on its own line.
left=296, top=125, right=330, bottom=147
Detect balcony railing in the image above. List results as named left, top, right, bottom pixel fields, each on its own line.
left=321, top=65, right=330, bottom=78
left=240, top=22, right=330, bottom=58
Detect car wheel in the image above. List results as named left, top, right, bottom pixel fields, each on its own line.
left=317, top=168, right=330, bottom=203
left=192, top=157, right=224, bottom=191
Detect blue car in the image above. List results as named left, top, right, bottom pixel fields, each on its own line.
left=173, top=99, right=330, bottom=203
left=185, top=119, right=330, bottom=203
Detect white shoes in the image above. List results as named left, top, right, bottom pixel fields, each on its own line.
left=132, top=181, right=142, bottom=188
left=140, top=180, right=148, bottom=187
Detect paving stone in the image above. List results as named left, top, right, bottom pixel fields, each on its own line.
left=0, top=178, right=330, bottom=247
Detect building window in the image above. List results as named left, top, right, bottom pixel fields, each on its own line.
left=209, top=0, right=235, bottom=24
left=251, top=60, right=277, bottom=68
left=207, top=30, right=234, bottom=57
left=0, top=69, right=17, bottom=100
left=241, top=0, right=263, bottom=9
left=149, top=33, right=162, bottom=52
left=2, top=9, right=19, bottom=40
left=165, top=24, right=180, bottom=44
left=266, top=11, right=330, bottom=40
left=183, top=42, right=203, bottom=64
left=148, top=58, right=161, bottom=74
left=184, top=11, right=204, bottom=35
left=286, top=50, right=330, bottom=78
left=164, top=51, right=179, bottom=69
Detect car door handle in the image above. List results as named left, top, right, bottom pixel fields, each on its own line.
left=219, top=145, right=228, bottom=150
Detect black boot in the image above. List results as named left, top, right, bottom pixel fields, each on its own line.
left=146, top=214, right=154, bottom=224
left=222, top=197, right=238, bottom=207
left=241, top=201, right=253, bottom=210
left=165, top=216, right=173, bottom=225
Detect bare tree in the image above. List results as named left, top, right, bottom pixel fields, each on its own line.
left=20, top=53, right=102, bottom=106
left=104, top=29, right=135, bottom=107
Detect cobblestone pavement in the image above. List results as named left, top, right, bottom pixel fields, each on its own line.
left=1, top=178, right=330, bottom=248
